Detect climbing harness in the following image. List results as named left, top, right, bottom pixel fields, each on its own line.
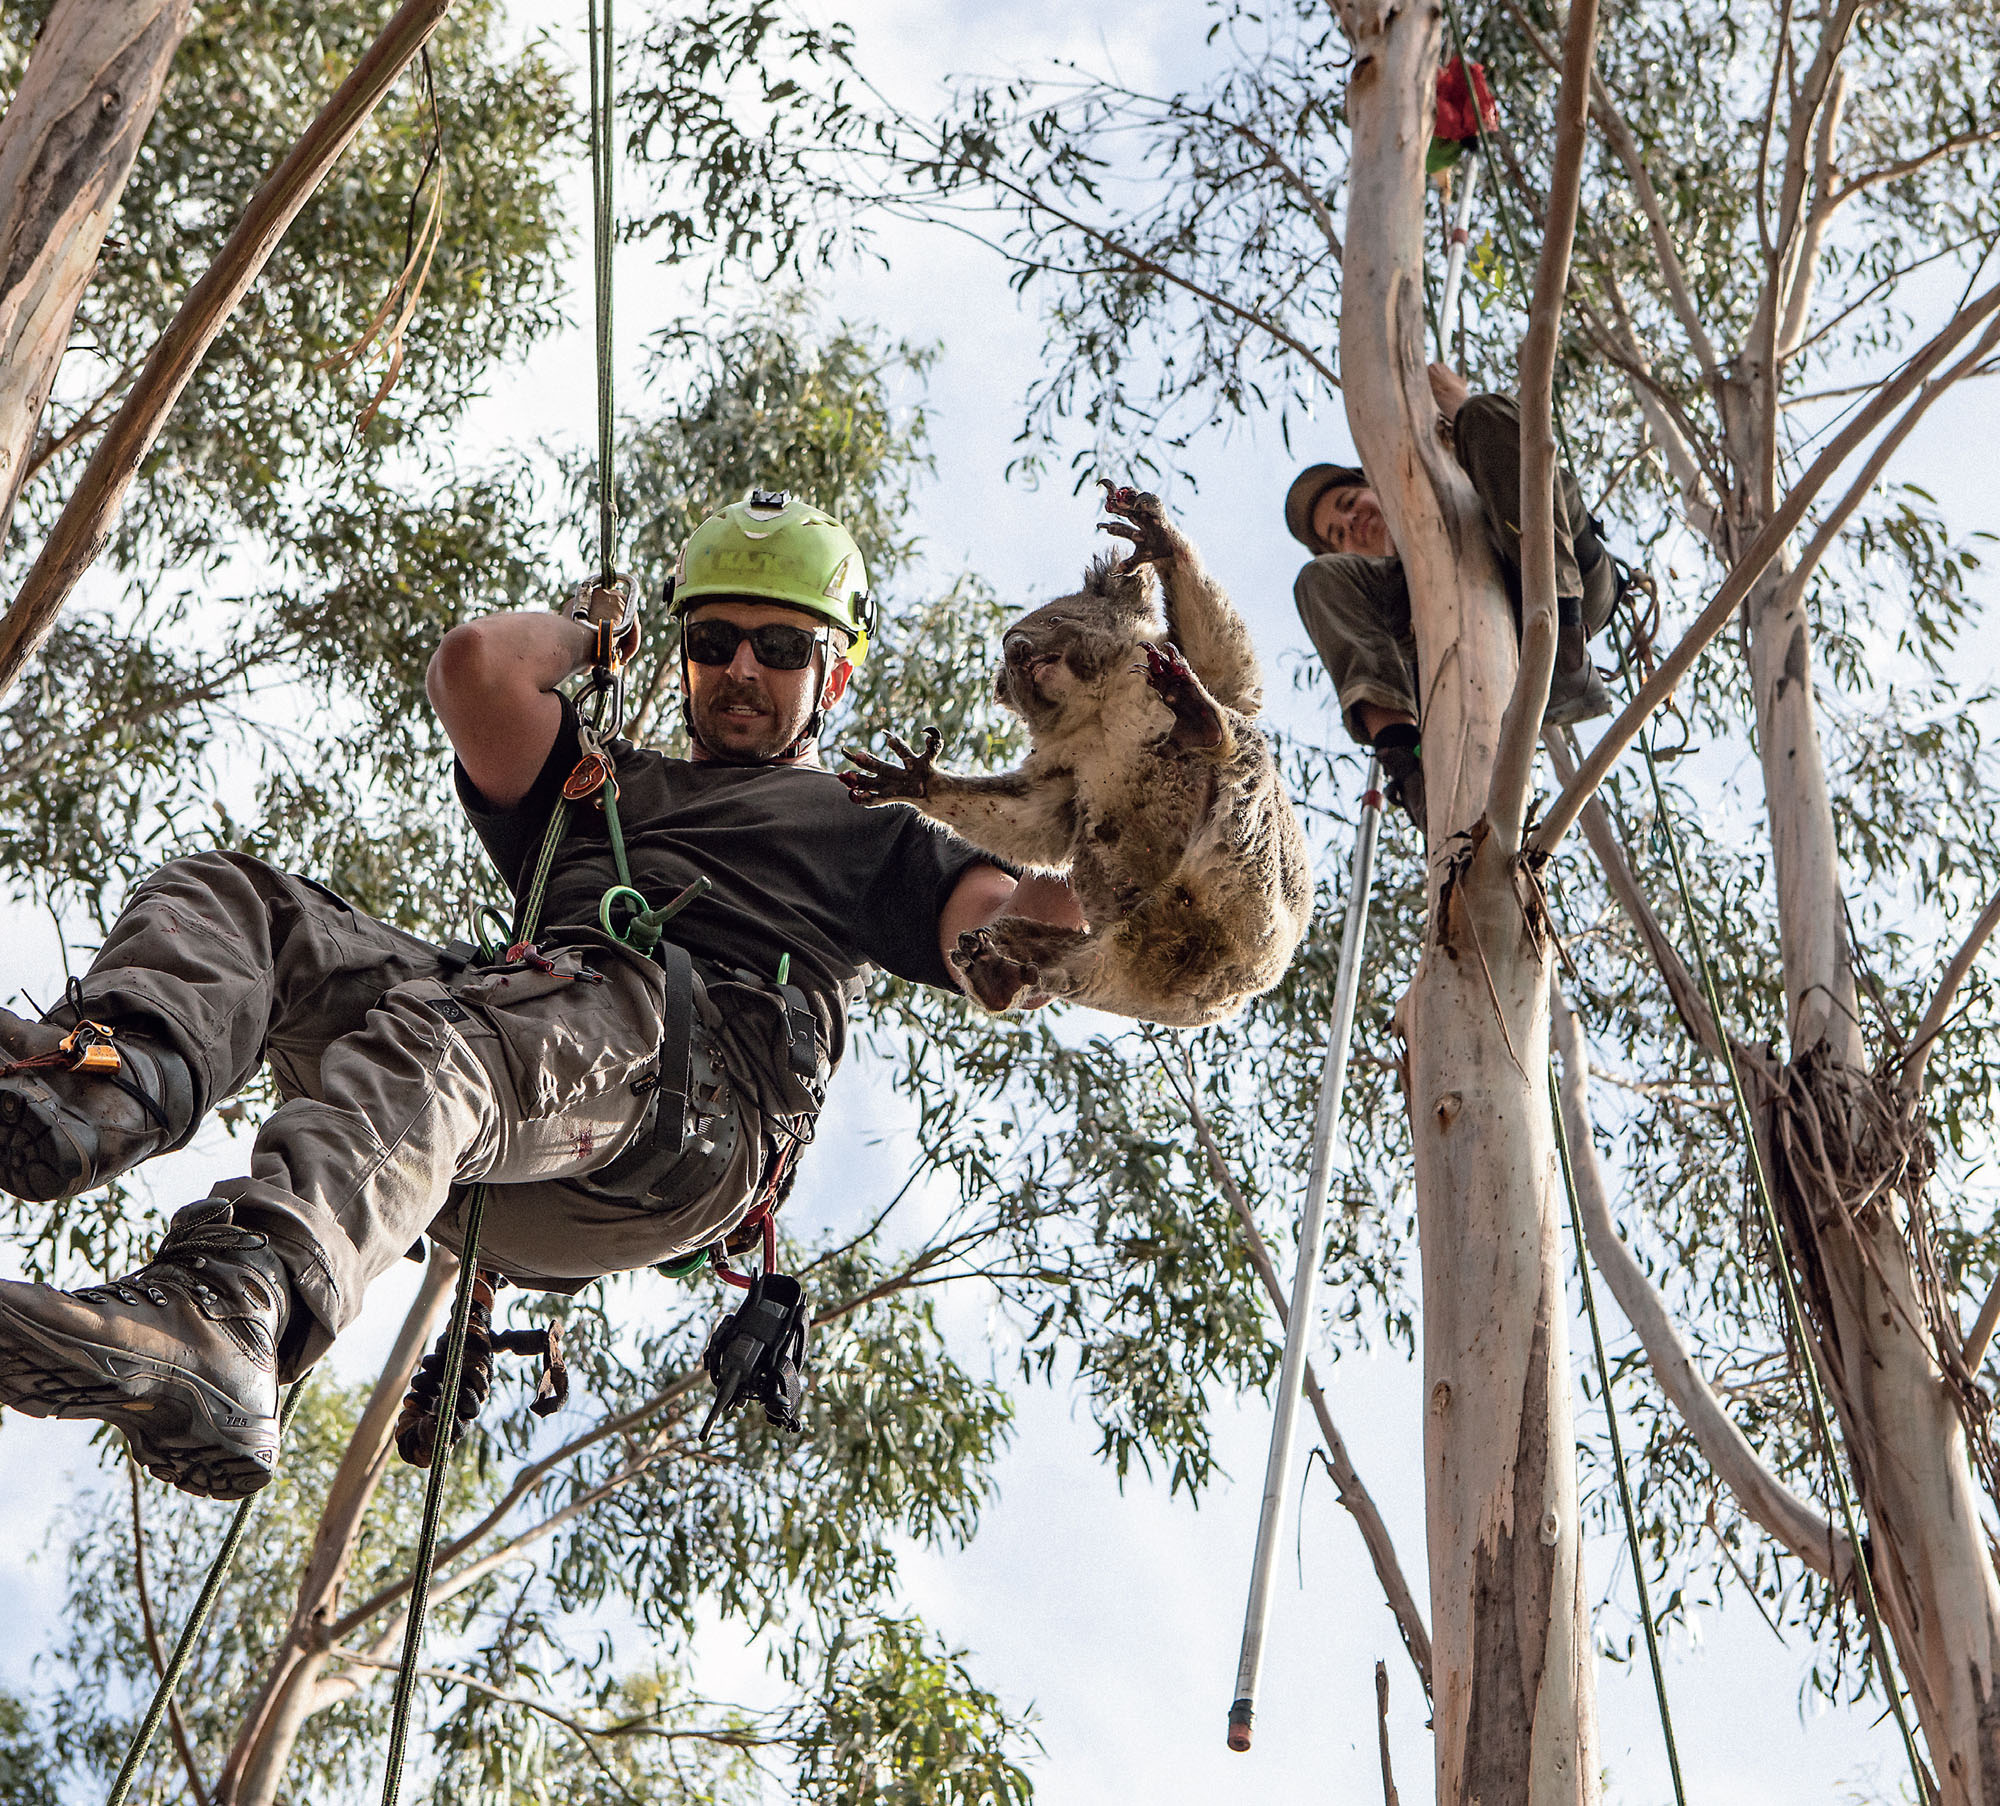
left=104, top=1386, right=306, bottom=1806
left=1430, top=0, right=1935, bottom=1787
left=1228, top=757, right=1384, bottom=1752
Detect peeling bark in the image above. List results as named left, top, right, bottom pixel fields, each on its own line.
left=0, top=0, right=189, bottom=545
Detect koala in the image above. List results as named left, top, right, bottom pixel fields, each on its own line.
left=842, top=483, right=1312, bottom=1028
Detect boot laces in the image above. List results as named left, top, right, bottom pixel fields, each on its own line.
left=77, top=1209, right=272, bottom=1316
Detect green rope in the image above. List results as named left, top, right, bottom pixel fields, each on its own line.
left=512, top=797, right=571, bottom=947
left=602, top=779, right=633, bottom=891
left=106, top=1384, right=307, bottom=1806
left=587, top=0, right=616, bottom=586
left=378, top=1184, right=491, bottom=1806
left=1548, top=1062, right=1688, bottom=1806
left=1433, top=4, right=1934, bottom=1790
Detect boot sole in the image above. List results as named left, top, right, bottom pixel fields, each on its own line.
left=0, top=1082, right=87, bottom=1202
left=0, top=1298, right=277, bottom=1500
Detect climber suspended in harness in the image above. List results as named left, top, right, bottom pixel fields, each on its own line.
left=391, top=495, right=874, bottom=1466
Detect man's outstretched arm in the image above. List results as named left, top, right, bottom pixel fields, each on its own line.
left=428, top=612, right=597, bottom=808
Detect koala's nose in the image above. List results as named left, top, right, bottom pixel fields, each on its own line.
left=1003, top=632, right=1035, bottom=666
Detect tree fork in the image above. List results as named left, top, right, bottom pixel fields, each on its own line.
left=0, top=0, right=458, bottom=705
left=0, top=0, right=190, bottom=547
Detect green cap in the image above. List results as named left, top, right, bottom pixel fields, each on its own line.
left=670, top=489, right=874, bottom=666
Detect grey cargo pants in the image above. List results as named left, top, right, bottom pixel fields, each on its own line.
left=57, top=850, right=761, bottom=1371
left=1293, top=393, right=1618, bottom=744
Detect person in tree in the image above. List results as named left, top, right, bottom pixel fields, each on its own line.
left=1285, top=362, right=1619, bottom=823
left=0, top=491, right=1070, bottom=1501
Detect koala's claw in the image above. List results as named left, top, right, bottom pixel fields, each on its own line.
left=1135, top=641, right=1228, bottom=752
left=951, top=928, right=1039, bottom=1013
left=841, top=726, right=943, bottom=803
left=1138, top=640, right=1195, bottom=689
left=1096, top=480, right=1176, bottom=572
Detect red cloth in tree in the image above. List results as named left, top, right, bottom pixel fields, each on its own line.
left=1434, top=56, right=1499, bottom=143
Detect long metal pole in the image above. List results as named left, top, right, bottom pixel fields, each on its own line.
left=1435, top=149, right=1481, bottom=360
left=1228, top=757, right=1384, bottom=1752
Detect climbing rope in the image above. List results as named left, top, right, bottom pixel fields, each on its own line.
left=105, top=1385, right=306, bottom=1806
left=1429, top=3, right=1934, bottom=1792
left=587, top=0, right=617, bottom=585
left=1548, top=1062, right=1688, bottom=1806
left=378, top=1183, right=491, bottom=1806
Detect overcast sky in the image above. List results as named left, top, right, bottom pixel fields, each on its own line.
left=4, top=0, right=1997, bottom=1799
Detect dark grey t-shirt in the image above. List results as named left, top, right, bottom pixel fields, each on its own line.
left=454, top=696, right=992, bottom=1075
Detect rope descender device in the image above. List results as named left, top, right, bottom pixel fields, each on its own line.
left=699, top=1202, right=809, bottom=1442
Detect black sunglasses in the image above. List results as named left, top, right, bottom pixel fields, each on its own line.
left=682, top=618, right=825, bottom=671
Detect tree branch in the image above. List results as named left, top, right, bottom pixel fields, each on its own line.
left=1762, top=0, right=1864, bottom=356
left=328, top=1650, right=781, bottom=1806
left=1570, top=280, right=1728, bottom=535
left=324, top=1392, right=699, bottom=1647
left=0, top=0, right=459, bottom=703
left=866, top=165, right=1342, bottom=393
left=1375, top=1660, right=1401, bottom=1806
left=1499, top=0, right=1721, bottom=382
left=1551, top=983, right=1853, bottom=1583
left=1830, top=123, right=2000, bottom=210
left=129, top=1463, right=212, bottom=1806
left=221, top=1253, right=455, bottom=1806
left=1490, top=0, right=1600, bottom=849
left=1770, top=307, right=2000, bottom=622
left=1531, top=271, right=2000, bottom=855
left=1901, top=884, right=2000, bottom=1093
left=1153, top=1038, right=1434, bottom=1698
left=1775, top=68, right=1848, bottom=358
left=1543, top=729, right=1718, bottom=1059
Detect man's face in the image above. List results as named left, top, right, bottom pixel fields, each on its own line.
left=681, top=600, right=852, bottom=763
left=1311, top=481, right=1395, bottom=559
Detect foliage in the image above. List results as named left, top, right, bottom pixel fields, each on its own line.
left=0, top=1696, right=57, bottom=1806
left=0, top=0, right=569, bottom=927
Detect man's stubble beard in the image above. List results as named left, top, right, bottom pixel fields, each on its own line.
left=688, top=676, right=815, bottom=764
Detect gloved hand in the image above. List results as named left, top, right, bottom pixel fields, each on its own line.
left=566, top=576, right=640, bottom=669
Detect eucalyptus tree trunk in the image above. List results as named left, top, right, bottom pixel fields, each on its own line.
left=1335, top=0, right=1598, bottom=1795
left=1722, top=368, right=2000, bottom=1801
left=0, top=0, right=187, bottom=543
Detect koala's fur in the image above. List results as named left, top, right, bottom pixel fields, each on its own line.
left=844, top=487, right=1311, bottom=1027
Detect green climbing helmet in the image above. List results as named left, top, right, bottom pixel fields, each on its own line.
left=669, top=489, right=873, bottom=666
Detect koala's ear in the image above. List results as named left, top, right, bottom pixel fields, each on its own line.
left=1081, top=550, right=1151, bottom=609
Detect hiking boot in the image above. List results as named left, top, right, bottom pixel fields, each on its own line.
left=0, top=1008, right=194, bottom=1202
left=1556, top=593, right=1588, bottom=675
left=1376, top=742, right=1426, bottom=830
left=0, top=1199, right=289, bottom=1499
left=1545, top=662, right=1614, bottom=726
